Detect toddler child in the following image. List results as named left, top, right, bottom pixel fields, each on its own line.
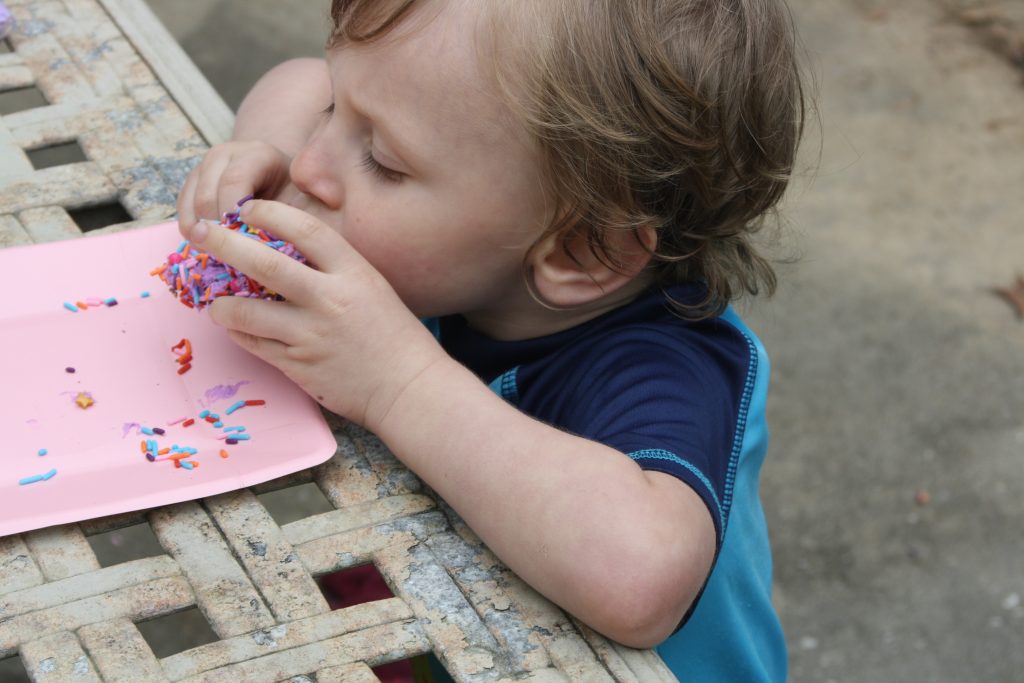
left=176, top=0, right=807, bottom=680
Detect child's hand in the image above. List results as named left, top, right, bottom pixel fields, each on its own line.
left=177, top=141, right=292, bottom=235
left=180, top=200, right=449, bottom=430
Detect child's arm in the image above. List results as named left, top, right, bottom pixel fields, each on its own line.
left=374, top=353, right=718, bottom=649
left=181, top=201, right=717, bottom=649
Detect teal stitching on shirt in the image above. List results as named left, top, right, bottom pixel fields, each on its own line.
left=628, top=448, right=724, bottom=534
left=721, top=327, right=758, bottom=529
left=488, top=367, right=520, bottom=404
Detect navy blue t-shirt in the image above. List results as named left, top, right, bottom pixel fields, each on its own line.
left=431, top=283, right=787, bottom=682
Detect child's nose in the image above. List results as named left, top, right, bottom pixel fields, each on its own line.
left=289, top=141, right=344, bottom=211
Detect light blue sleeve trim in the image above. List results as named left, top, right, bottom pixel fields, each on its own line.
left=421, top=317, right=442, bottom=341
left=718, top=306, right=768, bottom=533
left=487, top=366, right=519, bottom=404
left=627, top=448, right=724, bottom=530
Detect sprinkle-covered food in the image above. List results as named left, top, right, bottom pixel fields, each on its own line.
left=153, top=199, right=307, bottom=310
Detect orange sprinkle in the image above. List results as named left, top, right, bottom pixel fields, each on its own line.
left=140, top=440, right=147, bottom=453
left=192, top=273, right=202, bottom=282
left=202, top=286, right=211, bottom=301
left=199, top=253, right=209, bottom=269
left=76, top=301, right=89, bottom=309
left=189, top=461, right=199, bottom=468
left=182, top=244, right=191, bottom=258
left=169, top=452, right=190, bottom=460
left=175, top=276, right=183, bottom=290
left=150, top=264, right=168, bottom=276
left=177, top=363, right=191, bottom=375
left=219, top=449, right=230, bottom=459
left=158, top=448, right=170, bottom=455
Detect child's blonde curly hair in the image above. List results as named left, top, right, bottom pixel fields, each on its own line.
left=329, top=0, right=807, bottom=318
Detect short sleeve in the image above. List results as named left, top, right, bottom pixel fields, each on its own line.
left=518, top=321, right=755, bottom=543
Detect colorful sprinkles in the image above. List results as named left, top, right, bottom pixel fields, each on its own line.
left=172, top=338, right=193, bottom=375
left=19, top=469, right=57, bottom=486
left=127, top=397, right=265, bottom=473
left=152, top=201, right=307, bottom=311
left=62, top=296, right=120, bottom=313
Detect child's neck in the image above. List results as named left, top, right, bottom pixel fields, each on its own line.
left=464, top=276, right=654, bottom=341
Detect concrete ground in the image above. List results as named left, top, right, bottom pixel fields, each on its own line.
left=140, top=1, right=1024, bottom=681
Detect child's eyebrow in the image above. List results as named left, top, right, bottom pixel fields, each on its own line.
left=326, top=51, right=426, bottom=169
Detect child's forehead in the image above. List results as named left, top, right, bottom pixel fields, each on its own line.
left=327, top=3, right=518, bottom=150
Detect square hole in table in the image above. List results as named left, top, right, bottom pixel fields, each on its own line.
left=68, top=201, right=133, bottom=232
left=0, top=85, right=48, bottom=115
left=257, top=482, right=334, bottom=526
left=0, top=654, right=31, bottom=683
left=317, top=563, right=394, bottom=610
left=374, top=652, right=451, bottom=683
left=87, top=522, right=165, bottom=567
left=136, top=607, right=220, bottom=658
left=27, top=140, right=88, bottom=170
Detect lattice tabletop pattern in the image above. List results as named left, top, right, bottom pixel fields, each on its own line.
left=0, top=1, right=678, bottom=681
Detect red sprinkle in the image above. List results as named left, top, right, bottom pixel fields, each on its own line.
left=182, top=418, right=195, bottom=427
left=245, top=400, right=266, bottom=407
left=177, top=363, right=191, bottom=375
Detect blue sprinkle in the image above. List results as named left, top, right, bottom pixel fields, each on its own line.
left=37, top=448, right=47, bottom=456
left=177, top=241, right=189, bottom=253
left=19, top=474, right=45, bottom=485
left=181, top=461, right=195, bottom=470
left=229, top=433, right=251, bottom=441
left=63, top=302, right=79, bottom=312
left=141, top=291, right=150, bottom=298
left=199, top=410, right=210, bottom=419
left=141, top=426, right=155, bottom=435
left=42, top=468, right=57, bottom=480
left=212, top=421, right=223, bottom=428
left=223, top=426, right=246, bottom=433
left=104, top=297, right=118, bottom=306
left=225, top=400, right=246, bottom=415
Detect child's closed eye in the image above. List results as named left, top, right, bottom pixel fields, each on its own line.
left=359, top=151, right=404, bottom=183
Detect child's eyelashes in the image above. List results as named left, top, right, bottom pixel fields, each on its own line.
left=359, top=151, right=404, bottom=183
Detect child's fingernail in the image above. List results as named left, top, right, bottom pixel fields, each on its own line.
left=191, top=220, right=210, bottom=243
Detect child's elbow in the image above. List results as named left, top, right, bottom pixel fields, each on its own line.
left=595, top=584, right=695, bottom=650
left=589, top=551, right=710, bottom=649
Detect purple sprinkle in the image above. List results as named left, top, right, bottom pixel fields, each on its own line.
left=153, top=427, right=166, bottom=436
left=146, top=453, right=156, bottom=462
left=0, top=4, right=13, bottom=39
left=65, top=367, right=75, bottom=373
left=237, top=193, right=255, bottom=206
left=225, top=438, right=239, bottom=445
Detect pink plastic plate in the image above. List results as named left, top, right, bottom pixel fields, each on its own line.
left=0, top=222, right=336, bottom=537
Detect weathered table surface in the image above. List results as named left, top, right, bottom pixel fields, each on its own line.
left=0, top=1, right=678, bottom=681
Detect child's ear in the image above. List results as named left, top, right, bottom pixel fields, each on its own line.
left=529, top=225, right=658, bottom=307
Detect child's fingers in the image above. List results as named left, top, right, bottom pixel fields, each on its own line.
left=238, top=199, right=357, bottom=273
left=214, top=146, right=286, bottom=221
left=186, top=218, right=318, bottom=305
left=191, top=153, right=233, bottom=223
left=208, top=296, right=303, bottom=346
left=176, top=165, right=201, bottom=236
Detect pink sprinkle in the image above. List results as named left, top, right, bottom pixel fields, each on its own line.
left=167, top=416, right=189, bottom=426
